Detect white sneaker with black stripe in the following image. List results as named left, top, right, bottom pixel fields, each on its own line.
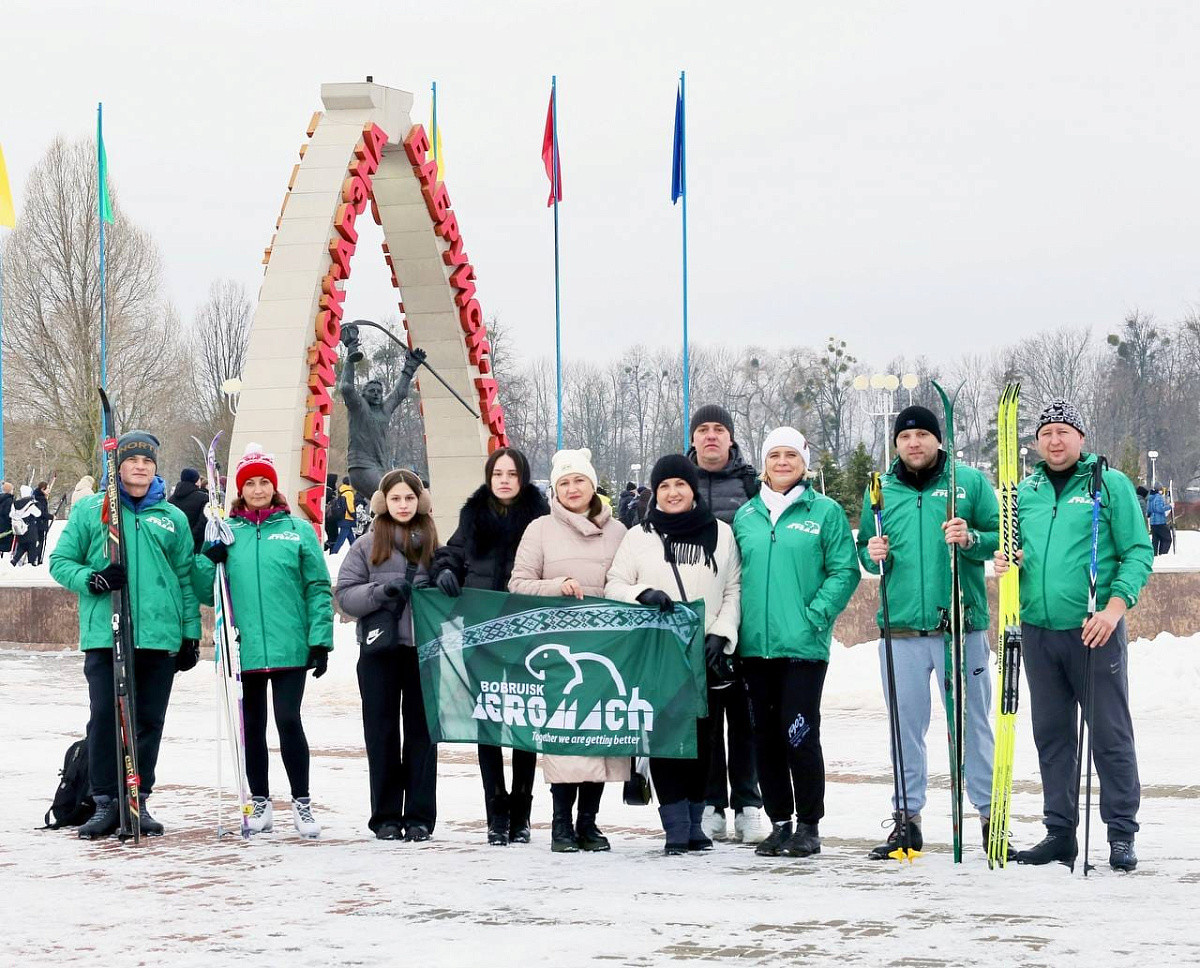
left=247, top=796, right=273, bottom=833
left=292, top=797, right=321, bottom=839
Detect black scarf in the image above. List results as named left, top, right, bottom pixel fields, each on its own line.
left=644, top=501, right=719, bottom=573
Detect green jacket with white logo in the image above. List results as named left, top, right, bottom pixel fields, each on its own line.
left=50, top=490, right=201, bottom=652
left=1016, top=453, right=1152, bottom=630
left=856, top=455, right=999, bottom=634
left=194, top=509, right=334, bottom=671
left=733, top=486, right=861, bottom=661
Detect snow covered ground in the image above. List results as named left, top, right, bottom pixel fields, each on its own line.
left=2, top=617, right=1198, bottom=967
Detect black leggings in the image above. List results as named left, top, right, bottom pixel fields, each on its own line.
left=649, top=717, right=711, bottom=806
left=242, top=668, right=310, bottom=800
left=743, top=657, right=828, bottom=825
left=551, top=782, right=604, bottom=816
left=478, top=745, right=536, bottom=815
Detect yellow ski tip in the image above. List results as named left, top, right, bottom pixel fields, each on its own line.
left=888, top=848, right=923, bottom=863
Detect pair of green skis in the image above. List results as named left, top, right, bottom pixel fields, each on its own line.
left=915, top=382, right=1019, bottom=866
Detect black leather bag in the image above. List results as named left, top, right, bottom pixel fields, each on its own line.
left=622, top=757, right=653, bottom=806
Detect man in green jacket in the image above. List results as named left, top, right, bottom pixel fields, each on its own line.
left=50, top=431, right=202, bottom=840
left=856, top=405, right=1004, bottom=860
left=996, top=399, right=1151, bottom=872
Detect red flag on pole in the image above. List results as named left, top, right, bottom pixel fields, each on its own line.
left=542, top=86, right=562, bottom=207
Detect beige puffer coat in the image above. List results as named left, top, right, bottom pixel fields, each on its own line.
left=509, top=497, right=631, bottom=784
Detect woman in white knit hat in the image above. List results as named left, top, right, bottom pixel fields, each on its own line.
left=509, top=448, right=628, bottom=852
left=732, top=427, right=860, bottom=860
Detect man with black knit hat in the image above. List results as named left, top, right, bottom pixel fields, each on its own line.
left=995, top=399, right=1151, bottom=872
left=687, top=404, right=766, bottom=844
left=169, top=467, right=209, bottom=553
left=856, top=404, right=1005, bottom=860
left=50, top=429, right=202, bottom=840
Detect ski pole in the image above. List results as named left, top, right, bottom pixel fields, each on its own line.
left=1078, top=455, right=1106, bottom=876
left=871, top=472, right=916, bottom=861
left=348, top=318, right=481, bottom=418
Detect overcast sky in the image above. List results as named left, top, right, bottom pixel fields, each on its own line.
left=3, top=0, right=1199, bottom=370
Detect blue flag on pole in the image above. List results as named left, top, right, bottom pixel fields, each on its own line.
left=671, top=85, right=685, bottom=204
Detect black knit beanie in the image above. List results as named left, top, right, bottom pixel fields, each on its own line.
left=893, top=405, right=942, bottom=443
left=689, top=404, right=734, bottom=440
left=650, top=454, right=700, bottom=497
left=180, top=467, right=200, bottom=484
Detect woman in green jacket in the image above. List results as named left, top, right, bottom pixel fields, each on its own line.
left=733, top=427, right=860, bottom=859
left=198, top=445, right=334, bottom=838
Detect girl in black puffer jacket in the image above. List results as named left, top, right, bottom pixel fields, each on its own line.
left=433, top=447, right=549, bottom=845
left=336, top=469, right=438, bottom=842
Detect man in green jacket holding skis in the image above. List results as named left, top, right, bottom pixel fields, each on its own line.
left=995, top=399, right=1151, bottom=872
left=856, top=405, right=1005, bottom=859
left=50, top=431, right=202, bottom=840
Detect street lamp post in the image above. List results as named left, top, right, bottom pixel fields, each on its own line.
left=1148, top=450, right=1159, bottom=488
left=853, top=372, right=919, bottom=466
left=1019, top=446, right=1028, bottom=477
left=630, top=463, right=642, bottom=487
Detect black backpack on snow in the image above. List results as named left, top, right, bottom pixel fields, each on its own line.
left=42, top=737, right=94, bottom=829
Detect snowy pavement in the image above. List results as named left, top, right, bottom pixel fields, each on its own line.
left=2, top=625, right=1198, bottom=967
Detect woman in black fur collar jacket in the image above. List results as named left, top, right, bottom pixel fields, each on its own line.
left=432, top=447, right=549, bottom=845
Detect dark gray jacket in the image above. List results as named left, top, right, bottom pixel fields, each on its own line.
left=335, top=522, right=432, bottom=647
left=688, top=442, right=759, bottom=524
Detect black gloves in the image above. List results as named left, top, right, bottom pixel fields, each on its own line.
left=436, top=569, right=462, bottom=597
left=704, top=634, right=737, bottom=688
left=383, top=578, right=413, bottom=608
left=402, top=347, right=428, bottom=377
left=308, top=647, right=330, bottom=679
left=87, top=563, right=127, bottom=594
left=202, top=542, right=229, bottom=564
left=176, top=639, right=201, bottom=673
left=637, top=589, right=675, bottom=613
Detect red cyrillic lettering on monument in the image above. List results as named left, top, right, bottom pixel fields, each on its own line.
left=421, top=181, right=450, bottom=222
left=334, top=202, right=359, bottom=245
left=459, top=298, right=484, bottom=335
left=314, top=310, right=341, bottom=348
left=362, top=123, right=387, bottom=164
left=442, top=235, right=469, bottom=267
left=303, top=409, right=329, bottom=449
left=449, top=263, right=477, bottom=307
left=329, top=236, right=355, bottom=278
left=320, top=283, right=346, bottom=320
left=299, top=484, right=324, bottom=525
left=300, top=443, right=328, bottom=483
left=404, top=125, right=431, bottom=165
left=435, top=212, right=460, bottom=243
left=307, top=370, right=333, bottom=415
left=343, top=174, right=370, bottom=209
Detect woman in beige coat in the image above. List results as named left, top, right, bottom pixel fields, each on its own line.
left=509, top=448, right=628, bottom=853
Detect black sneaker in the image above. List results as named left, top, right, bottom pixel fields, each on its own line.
left=405, top=824, right=432, bottom=843
left=551, top=817, right=579, bottom=853
left=138, top=798, right=164, bottom=837
left=375, top=822, right=404, bottom=840
left=755, top=821, right=793, bottom=857
left=1015, top=830, right=1077, bottom=867
left=981, top=818, right=1016, bottom=862
left=576, top=814, right=611, bottom=852
left=869, top=813, right=923, bottom=860
left=783, top=822, right=821, bottom=857
left=1109, top=840, right=1137, bottom=872
left=78, top=797, right=120, bottom=840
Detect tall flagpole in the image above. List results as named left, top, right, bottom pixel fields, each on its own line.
left=552, top=75, right=563, bottom=451
left=431, top=80, right=439, bottom=174
left=98, top=103, right=109, bottom=432
left=680, top=70, right=690, bottom=447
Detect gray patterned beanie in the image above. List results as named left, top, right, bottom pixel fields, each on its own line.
left=1036, top=399, right=1085, bottom=436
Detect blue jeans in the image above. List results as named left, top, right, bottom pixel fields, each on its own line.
left=330, top=520, right=356, bottom=553
left=877, top=630, right=995, bottom=818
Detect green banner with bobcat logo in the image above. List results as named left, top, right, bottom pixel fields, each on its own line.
left=413, top=589, right=707, bottom=758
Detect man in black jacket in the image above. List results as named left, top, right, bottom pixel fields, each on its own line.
left=687, top=404, right=767, bottom=844
left=168, top=468, right=209, bottom=553
left=0, top=481, right=13, bottom=559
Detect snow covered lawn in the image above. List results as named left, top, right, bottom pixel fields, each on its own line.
left=2, top=624, right=1197, bottom=966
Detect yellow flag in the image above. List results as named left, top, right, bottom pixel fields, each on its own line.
left=429, top=117, right=445, bottom=181
left=0, top=143, right=15, bottom=228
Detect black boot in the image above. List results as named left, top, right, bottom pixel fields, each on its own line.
left=755, top=820, right=793, bottom=857
left=1109, top=839, right=1138, bottom=872
left=659, top=801, right=690, bottom=855
left=576, top=813, right=611, bottom=852
left=869, top=812, right=923, bottom=860
left=509, top=792, right=532, bottom=844
left=981, top=817, right=1016, bottom=862
left=783, top=822, right=821, bottom=857
left=486, top=793, right=510, bottom=846
left=139, top=796, right=164, bottom=837
left=1016, top=829, right=1077, bottom=867
left=78, top=796, right=120, bottom=840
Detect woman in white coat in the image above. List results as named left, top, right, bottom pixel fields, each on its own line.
left=605, top=454, right=742, bottom=855
left=509, top=448, right=628, bottom=852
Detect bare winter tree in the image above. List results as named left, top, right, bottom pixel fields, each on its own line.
left=192, top=279, right=252, bottom=454
left=0, top=137, right=183, bottom=479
